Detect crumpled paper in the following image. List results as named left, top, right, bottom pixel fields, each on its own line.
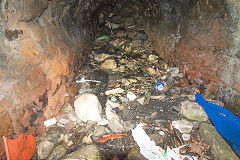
left=132, top=123, right=198, bottom=160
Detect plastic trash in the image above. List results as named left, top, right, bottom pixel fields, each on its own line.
left=195, top=92, right=240, bottom=158
left=76, top=77, right=101, bottom=83
left=96, top=35, right=110, bottom=40
left=132, top=123, right=197, bottom=160
left=3, top=134, right=36, bottom=160
left=156, top=81, right=164, bottom=91
left=44, top=117, right=57, bottom=127
left=94, top=133, right=127, bottom=143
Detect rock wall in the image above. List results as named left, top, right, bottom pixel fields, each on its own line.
left=146, top=0, right=240, bottom=111
left=0, top=0, right=92, bottom=156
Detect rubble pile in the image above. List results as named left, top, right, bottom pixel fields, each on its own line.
left=31, top=3, right=239, bottom=160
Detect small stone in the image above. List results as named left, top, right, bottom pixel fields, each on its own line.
left=37, top=141, right=55, bottom=159
left=181, top=100, right=208, bottom=121
left=124, top=120, right=136, bottom=132
left=94, top=53, right=111, bottom=62
left=122, top=78, right=131, bottom=86
left=127, top=91, right=137, bottom=101
left=147, top=67, right=156, bottom=75
left=57, top=118, right=70, bottom=127
left=137, top=97, right=145, bottom=105
left=108, top=119, right=125, bottom=133
left=97, top=118, right=109, bottom=125
left=108, top=47, right=115, bottom=53
left=168, top=67, right=180, bottom=78
left=200, top=123, right=239, bottom=160
left=148, top=54, right=158, bottom=62
left=127, top=61, right=138, bottom=70
left=116, top=30, right=127, bottom=38
left=120, top=59, right=129, bottom=64
left=74, top=93, right=102, bottom=122
left=105, top=88, right=124, bottom=95
left=66, top=111, right=78, bottom=122
left=172, top=120, right=193, bottom=134
left=47, top=144, right=67, bottom=160
left=62, top=144, right=104, bottom=160
left=119, top=65, right=126, bottom=72
left=61, top=103, right=73, bottom=113
left=159, top=131, right=165, bottom=136
left=100, top=59, right=117, bottom=70
left=106, top=100, right=120, bottom=121
left=93, top=126, right=106, bottom=136
left=182, top=133, right=191, bottom=141
left=46, top=127, right=63, bottom=142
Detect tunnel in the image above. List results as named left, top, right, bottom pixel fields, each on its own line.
left=0, top=0, right=240, bottom=159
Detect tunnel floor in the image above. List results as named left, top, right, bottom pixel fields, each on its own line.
left=31, top=4, right=235, bottom=160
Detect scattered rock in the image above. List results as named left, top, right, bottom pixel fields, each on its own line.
left=61, top=103, right=73, bottom=113
left=97, top=118, right=109, bottom=125
left=74, top=93, right=102, bottom=122
left=62, top=144, right=104, bottom=160
left=47, top=144, right=67, bottom=160
left=147, top=67, right=156, bottom=75
left=148, top=54, right=158, bottom=62
left=106, top=100, right=120, bottom=121
left=124, top=120, right=136, bottom=132
left=45, top=127, right=63, bottom=142
left=182, top=133, right=191, bottom=141
left=94, top=53, right=111, bottom=62
left=127, top=91, right=137, bottom=101
left=172, top=120, right=193, bottom=134
left=105, top=88, right=124, bottom=95
left=100, top=59, right=117, bottom=70
left=181, top=100, right=208, bottom=121
left=66, top=111, right=78, bottom=122
left=108, top=119, right=125, bottom=133
left=37, top=141, right=55, bottom=159
left=199, top=123, right=239, bottom=160
left=93, top=126, right=106, bottom=136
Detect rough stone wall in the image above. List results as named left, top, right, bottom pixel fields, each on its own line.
left=0, top=0, right=92, bottom=155
left=147, top=0, right=240, bottom=110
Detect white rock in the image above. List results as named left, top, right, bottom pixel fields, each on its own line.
left=105, top=88, right=124, bottom=95
left=106, top=100, right=120, bottom=121
left=97, top=118, right=109, bottom=125
left=44, top=118, right=57, bottom=127
left=159, top=131, right=165, bottom=136
left=74, top=93, right=102, bottom=122
left=182, top=133, right=191, bottom=141
left=137, top=97, right=145, bottom=105
left=127, top=91, right=137, bottom=101
left=172, top=120, right=193, bottom=134
left=169, top=67, right=179, bottom=78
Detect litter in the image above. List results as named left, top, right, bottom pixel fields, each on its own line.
left=132, top=123, right=198, bottom=160
left=96, top=35, right=110, bottom=40
left=94, top=133, right=127, bottom=143
left=3, top=134, right=36, bottom=160
left=195, top=92, right=240, bottom=157
left=44, top=117, right=57, bottom=127
left=156, top=81, right=164, bottom=91
left=76, top=77, right=101, bottom=83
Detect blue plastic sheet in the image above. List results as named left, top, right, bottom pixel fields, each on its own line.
left=195, top=92, right=240, bottom=157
